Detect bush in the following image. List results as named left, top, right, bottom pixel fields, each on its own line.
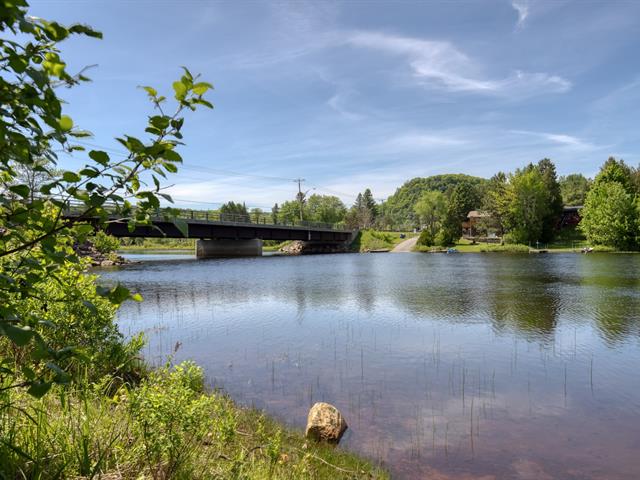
left=128, top=361, right=220, bottom=479
left=502, top=232, right=520, bottom=245
left=480, top=243, right=529, bottom=253
left=8, top=264, right=144, bottom=385
left=417, top=229, right=434, bottom=247
left=435, top=229, right=450, bottom=247
left=92, top=231, right=120, bottom=254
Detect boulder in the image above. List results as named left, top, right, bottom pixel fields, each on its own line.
left=305, top=402, right=348, bottom=444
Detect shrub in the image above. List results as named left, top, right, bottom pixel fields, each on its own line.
left=435, top=229, right=450, bottom=247
left=127, top=361, right=220, bottom=479
left=502, top=232, right=519, bottom=245
left=8, top=264, right=144, bottom=385
left=417, top=229, right=434, bottom=247
left=91, top=231, right=120, bottom=254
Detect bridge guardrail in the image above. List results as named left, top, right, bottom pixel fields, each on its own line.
left=62, top=201, right=351, bottom=232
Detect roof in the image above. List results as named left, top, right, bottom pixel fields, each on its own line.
left=467, top=210, right=491, bottom=218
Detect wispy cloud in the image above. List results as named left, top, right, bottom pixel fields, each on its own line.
left=381, top=132, right=467, bottom=151
left=511, top=0, right=530, bottom=29
left=510, top=130, right=599, bottom=150
left=348, top=31, right=571, bottom=98
left=327, top=91, right=364, bottom=121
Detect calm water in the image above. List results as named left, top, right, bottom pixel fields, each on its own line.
left=102, top=253, right=640, bottom=479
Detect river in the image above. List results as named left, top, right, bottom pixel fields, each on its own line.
left=100, top=252, right=640, bottom=479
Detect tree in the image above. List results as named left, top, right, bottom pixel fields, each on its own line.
left=536, top=158, right=563, bottom=242
left=503, top=168, right=551, bottom=244
left=305, top=194, right=346, bottom=224
left=219, top=201, right=248, bottom=218
left=362, top=188, right=378, bottom=221
left=250, top=207, right=263, bottom=223
left=414, top=190, right=445, bottom=236
left=440, top=181, right=480, bottom=245
left=596, top=157, right=634, bottom=192
left=580, top=182, right=637, bottom=249
left=278, top=200, right=302, bottom=223
left=482, top=172, right=508, bottom=236
left=559, top=173, right=591, bottom=206
left=0, top=2, right=213, bottom=397
left=580, top=158, right=639, bottom=250
left=271, top=203, right=279, bottom=224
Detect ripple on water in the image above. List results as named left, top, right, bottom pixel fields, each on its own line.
left=100, top=253, right=640, bottom=479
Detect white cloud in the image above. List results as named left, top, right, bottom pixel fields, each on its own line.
left=511, top=0, right=530, bottom=28
left=510, top=130, right=597, bottom=150
left=348, top=31, right=571, bottom=98
left=381, top=133, right=467, bottom=151
left=327, top=92, right=364, bottom=121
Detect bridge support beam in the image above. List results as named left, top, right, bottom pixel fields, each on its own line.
left=196, top=239, right=263, bottom=258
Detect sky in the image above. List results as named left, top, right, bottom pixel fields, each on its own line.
left=28, top=0, right=640, bottom=209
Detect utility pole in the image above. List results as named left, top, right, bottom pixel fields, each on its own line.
left=294, top=178, right=306, bottom=222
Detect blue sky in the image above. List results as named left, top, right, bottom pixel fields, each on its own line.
left=30, top=0, right=640, bottom=209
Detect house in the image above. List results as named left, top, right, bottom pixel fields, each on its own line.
left=558, top=206, right=583, bottom=229
left=462, top=210, right=492, bottom=237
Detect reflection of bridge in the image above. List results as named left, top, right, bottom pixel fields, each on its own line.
left=64, top=208, right=354, bottom=258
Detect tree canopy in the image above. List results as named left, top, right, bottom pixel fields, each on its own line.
left=381, top=174, right=487, bottom=227
left=0, top=1, right=213, bottom=396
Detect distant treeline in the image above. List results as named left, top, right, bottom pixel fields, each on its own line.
left=205, top=157, right=640, bottom=250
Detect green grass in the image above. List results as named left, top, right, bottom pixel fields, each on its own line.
left=350, top=230, right=416, bottom=252
left=1, top=362, right=387, bottom=480
left=263, top=240, right=292, bottom=252
left=118, top=238, right=196, bottom=251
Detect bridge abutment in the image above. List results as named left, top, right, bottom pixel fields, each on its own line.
left=196, top=239, right=263, bottom=258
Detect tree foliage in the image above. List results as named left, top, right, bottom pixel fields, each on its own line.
left=559, top=173, right=591, bottom=206
left=305, top=194, right=346, bottom=224
left=580, top=158, right=639, bottom=250
left=219, top=201, right=248, bottom=217
left=0, top=1, right=213, bottom=396
left=414, top=190, right=446, bottom=237
left=382, top=174, right=487, bottom=227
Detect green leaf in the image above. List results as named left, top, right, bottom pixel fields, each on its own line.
left=141, top=85, right=157, bottom=97
left=172, top=81, right=187, bottom=100
left=27, top=381, right=52, bottom=399
left=9, top=185, right=30, bottom=198
left=82, top=300, right=98, bottom=314
left=59, top=115, right=73, bottom=131
left=109, top=284, right=131, bottom=304
left=131, top=293, right=143, bottom=302
left=1, top=324, right=35, bottom=347
left=62, top=171, right=81, bottom=183
left=89, top=150, right=110, bottom=165
left=193, top=82, right=213, bottom=95
left=174, top=218, right=189, bottom=237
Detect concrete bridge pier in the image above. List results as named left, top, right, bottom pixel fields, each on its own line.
left=196, top=239, right=263, bottom=258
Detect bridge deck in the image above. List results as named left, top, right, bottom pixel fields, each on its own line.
left=65, top=211, right=354, bottom=242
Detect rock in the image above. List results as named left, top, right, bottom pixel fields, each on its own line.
left=305, top=402, right=348, bottom=444
left=100, top=259, right=114, bottom=266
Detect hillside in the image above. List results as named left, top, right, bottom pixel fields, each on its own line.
left=381, top=174, right=488, bottom=226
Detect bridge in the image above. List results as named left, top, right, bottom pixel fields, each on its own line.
left=65, top=207, right=354, bottom=258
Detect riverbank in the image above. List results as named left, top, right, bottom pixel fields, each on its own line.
left=351, top=230, right=417, bottom=253
left=415, top=242, right=631, bottom=253
left=3, top=362, right=387, bottom=479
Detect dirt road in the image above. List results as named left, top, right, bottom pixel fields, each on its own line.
left=391, top=236, right=418, bottom=252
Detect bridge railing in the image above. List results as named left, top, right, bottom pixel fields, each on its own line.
left=63, top=201, right=350, bottom=232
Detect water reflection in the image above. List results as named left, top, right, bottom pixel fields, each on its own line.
left=102, top=253, right=640, bottom=479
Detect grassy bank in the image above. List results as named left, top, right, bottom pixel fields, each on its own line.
left=0, top=262, right=386, bottom=479
left=2, top=362, right=386, bottom=479
left=118, top=238, right=196, bottom=251
left=350, top=230, right=416, bottom=252
left=416, top=237, right=628, bottom=254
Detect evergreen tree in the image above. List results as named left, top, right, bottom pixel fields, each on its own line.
left=536, top=158, right=563, bottom=242
left=271, top=203, right=279, bottom=224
